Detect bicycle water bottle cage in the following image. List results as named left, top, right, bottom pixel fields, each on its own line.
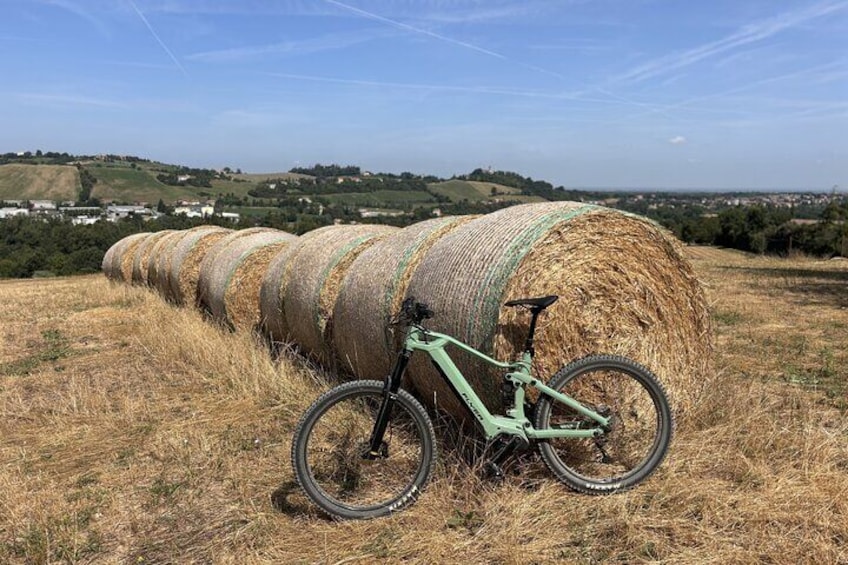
left=504, top=295, right=559, bottom=355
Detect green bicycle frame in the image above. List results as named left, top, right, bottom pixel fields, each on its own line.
left=403, top=326, right=611, bottom=442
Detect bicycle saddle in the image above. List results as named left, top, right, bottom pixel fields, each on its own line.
left=504, top=295, right=559, bottom=310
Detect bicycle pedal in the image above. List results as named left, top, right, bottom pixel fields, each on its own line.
left=484, top=461, right=505, bottom=481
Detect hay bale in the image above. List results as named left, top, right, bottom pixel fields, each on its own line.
left=147, top=230, right=187, bottom=293
left=196, top=227, right=280, bottom=311
left=132, top=230, right=176, bottom=285
left=150, top=226, right=219, bottom=302
left=259, top=225, right=364, bottom=344
left=198, top=230, right=296, bottom=331
left=333, top=216, right=477, bottom=380
left=118, top=233, right=152, bottom=282
left=403, top=202, right=712, bottom=420
left=167, top=226, right=233, bottom=305
left=102, top=240, right=119, bottom=280
left=103, top=233, right=149, bottom=281
left=265, top=224, right=398, bottom=364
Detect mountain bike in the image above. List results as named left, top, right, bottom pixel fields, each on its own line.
left=291, top=295, right=673, bottom=520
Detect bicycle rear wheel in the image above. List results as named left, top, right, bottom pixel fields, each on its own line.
left=291, top=380, right=436, bottom=519
left=534, top=355, right=672, bottom=494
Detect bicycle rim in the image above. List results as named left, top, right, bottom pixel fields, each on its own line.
left=300, top=388, right=430, bottom=514
left=539, top=361, right=669, bottom=488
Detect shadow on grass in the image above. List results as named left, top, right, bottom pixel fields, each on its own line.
left=270, top=480, right=325, bottom=519
left=721, top=266, right=848, bottom=308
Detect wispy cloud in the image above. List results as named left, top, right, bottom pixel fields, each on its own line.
left=669, top=135, right=687, bottom=145
left=127, top=0, right=188, bottom=76
left=16, top=92, right=129, bottom=109
left=609, top=59, right=848, bottom=125
left=186, top=29, right=387, bottom=63
left=528, top=39, right=612, bottom=53
left=416, top=3, right=531, bottom=25
left=212, top=108, right=313, bottom=127
left=38, top=0, right=111, bottom=36
left=321, top=0, right=571, bottom=81
left=613, top=1, right=848, bottom=85
left=263, top=71, right=679, bottom=108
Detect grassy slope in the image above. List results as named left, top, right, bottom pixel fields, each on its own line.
left=233, top=172, right=313, bottom=183
left=324, top=190, right=437, bottom=206
left=87, top=164, right=189, bottom=203
left=0, top=164, right=80, bottom=200
left=428, top=180, right=543, bottom=203
left=1, top=163, right=548, bottom=209
left=1, top=249, right=846, bottom=562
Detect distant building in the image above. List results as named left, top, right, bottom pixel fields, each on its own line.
left=30, top=200, right=57, bottom=212
left=71, top=216, right=100, bottom=226
left=220, top=212, right=240, bottom=222
left=0, top=208, right=29, bottom=219
left=106, top=205, right=154, bottom=222
left=358, top=208, right=404, bottom=218
left=174, top=204, right=214, bottom=218
left=60, top=206, right=102, bottom=217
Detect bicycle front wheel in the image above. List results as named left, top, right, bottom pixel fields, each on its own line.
left=534, top=355, right=673, bottom=494
left=291, top=380, right=436, bottom=519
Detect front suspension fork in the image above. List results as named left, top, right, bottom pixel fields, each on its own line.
left=365, top=349, right=411, bottom=458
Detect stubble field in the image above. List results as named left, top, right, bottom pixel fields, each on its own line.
left=1, top=247, right=846, bottom=563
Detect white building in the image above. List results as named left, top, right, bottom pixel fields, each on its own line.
left=0, top=208, right=29, bottom=219
left=71, top=216, right=100, bottom=226
left=106, top=205, right=154, bottom=222
left=174, top=204, right=214, bottom=218
left=30, top=200, right=57, bottom=212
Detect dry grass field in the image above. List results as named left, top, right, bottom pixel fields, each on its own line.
left=0, top=165, right=80, bottom=201
left=1, top=247, right=847, bottom=563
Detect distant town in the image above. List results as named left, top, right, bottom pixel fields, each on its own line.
left=0, top=199, right=240, bottom=224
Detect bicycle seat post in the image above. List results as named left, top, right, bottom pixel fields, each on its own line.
left=524, top=307, right=543, bottom=357
left=503, top=295, right=558, bottom=359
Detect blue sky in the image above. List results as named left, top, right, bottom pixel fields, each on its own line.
left=1, top=0, right=846, bottom=190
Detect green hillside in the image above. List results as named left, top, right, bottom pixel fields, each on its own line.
left=0, top=155, right=556, bottom=218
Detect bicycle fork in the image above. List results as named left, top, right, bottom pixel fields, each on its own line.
left=364, top=349, right=411, bottom=459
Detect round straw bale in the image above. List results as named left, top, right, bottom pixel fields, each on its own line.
left=150, top=226, right=220, bottom=302
left=259, top=225, right=358, bottom=344
left=103, top=232, right=149, bottom=281
left=196, top=227, right=280, bottom=311
left=132, top=230, right=176, bottom=285
left=403, top=202, right=712, bottom=421
left=277, top=224, right=399, bottom=364
left=102, top=238, right=124, bottom=280
left=333, top=216, right=477, bottom=381
left=147, top=230, right=187, bottom=293
left=198, top=230, right=296, bottom=331
left=167, top=226, right=233, bottom=305
left=116, top=233, right=152, bottom=282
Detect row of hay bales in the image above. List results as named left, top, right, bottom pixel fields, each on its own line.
left=103, top=202, right=713, bottom=418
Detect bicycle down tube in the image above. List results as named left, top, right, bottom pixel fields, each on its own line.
left=404, top=328, right=611, bottom=440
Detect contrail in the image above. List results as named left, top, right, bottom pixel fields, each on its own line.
left=613, top=1, right=848, bottom=85
left=322, top=0, right=571, bottom=81
left=321, top=0, right=666, bottom=112
left=610, top=59, right=848, bottom=124
left=127, top=0, right=188, bottom=76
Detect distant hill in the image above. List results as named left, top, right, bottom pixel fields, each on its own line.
left=0, top=164, right=80, bottom=200
left=428, top=179, right=545, bottom=203
left=0, top=157, right=263, bottom=204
